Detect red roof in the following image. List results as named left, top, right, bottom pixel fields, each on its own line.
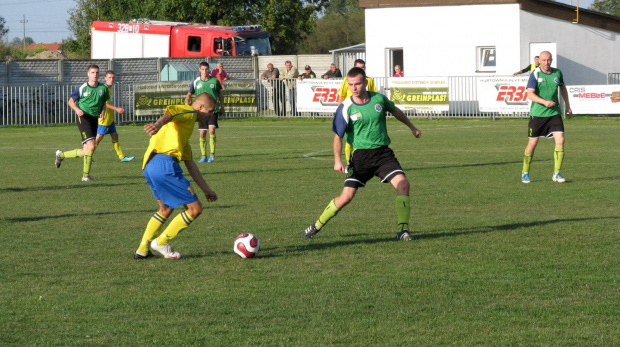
left=28, top=42, right=63, bottom=51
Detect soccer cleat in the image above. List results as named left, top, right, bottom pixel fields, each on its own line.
left=133, top=250, right=154, bottom=260
left=303, top=224, right=320, bottom=239
left=55, top=150, right=63, bottom=168
left=395, top=230, right=413, bottom=241
left=120, top=156, right=135, bottom=162
left=207, top=155, right=215, bottom=163
left=81, top=176, right=94, bottom=182
left=198, top=157, right=208, bottom=163
left=552, top=172, right=566, bottom=183
left=150, top=239, right=181, bottom=259
left=521, top=172, right=530, bottom=184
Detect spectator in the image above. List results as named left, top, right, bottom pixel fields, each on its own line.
left=280, top=60, right=299, bottom=115
left=211, top=63, right=230, bottom=87
left=298, top=65, right=316, bottom=80
left=514, top=56, right=539, bottom=76
left=393, top=65, right=404, bottom=77
left=322, top=63, right=343, bottom=79
left=261, top=63, right=285, bottom=116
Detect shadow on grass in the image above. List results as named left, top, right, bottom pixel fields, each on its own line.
left=0, top=182, right=142, bottom=193
left=419, top=216, right=620, bottom=240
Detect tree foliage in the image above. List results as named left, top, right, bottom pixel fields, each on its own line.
left=297, top=0, right=365, bottom=54
left=589, top=0, right=620, bottom=16
left=64, top=0, right=327, bottom=58
left=9, top=37, right=35, bottom=48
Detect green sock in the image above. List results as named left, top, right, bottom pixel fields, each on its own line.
left=209, top=134, right=216, bottom=156
left=315, top=199, right=341, bottom=230
left=63, top=149, right=83, bottom=159
left=83, top=150, right=93, bottom=177
left=522, top=152, right=533, bottom=173
left=395, top=195, right=410, bottom=231
left=199, top=137, right=207, bottom=158
left=554, top=146, right=564, bottom=174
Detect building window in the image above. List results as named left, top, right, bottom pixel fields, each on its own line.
left=477, top=46, right=496, bottom=72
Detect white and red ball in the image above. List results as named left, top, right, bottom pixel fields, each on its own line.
left=233, top=233, right=260, bottom=258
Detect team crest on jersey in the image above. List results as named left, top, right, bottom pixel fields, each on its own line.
left=374, top=104, right=383, bottom=113
left=98, top=90, right=104, bottom=96
left=209, top=83, right=216, bottom=89
left=554, top=77, right=560, bottom=84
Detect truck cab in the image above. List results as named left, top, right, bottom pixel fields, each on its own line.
left=169, top=24, right=272, bottom=57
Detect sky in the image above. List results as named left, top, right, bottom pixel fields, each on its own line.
left=0, top=0, right=598, bottom=44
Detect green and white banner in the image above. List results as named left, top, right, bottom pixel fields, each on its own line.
left=388, top=77, right=449, bottom=112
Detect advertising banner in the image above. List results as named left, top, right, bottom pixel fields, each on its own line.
left=566, top=85, right=620, bottom=115
left=134, top=79, right=257, bottom=116
left=388, top=77, right=449, bottom=112
left=296, top=79, right=342, bottom=113
left=476, top=76, right=530, bottom=113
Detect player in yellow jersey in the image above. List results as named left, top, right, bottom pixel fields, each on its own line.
left=134, top=93, right=218, bottom=260
left=336, top=59, right=377, bottom=173
left=95, top=70, right=135, bottom=162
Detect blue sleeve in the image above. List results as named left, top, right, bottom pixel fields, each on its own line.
left=526, top=73, right=537, bottom=90
left=188, top=81, right=195, bottom=94
left=557, top=69, right=565, bottom=86
left=70, top=85, right=80, bottom=101
left=331, top=104, right=348, bottom=138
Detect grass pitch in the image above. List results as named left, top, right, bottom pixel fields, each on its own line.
left=1, top=117, right=619, bottom=346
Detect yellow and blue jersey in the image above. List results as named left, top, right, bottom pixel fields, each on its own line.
left=142, top=105, right=197, bottom=170
left=338, top=77, right=377, bottom=99
left=99, top=87, right=115, bottom=126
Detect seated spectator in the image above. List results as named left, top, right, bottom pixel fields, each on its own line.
left=322, top=63, right=342, bottom=79
left=298, top=65, right=316, bottom=80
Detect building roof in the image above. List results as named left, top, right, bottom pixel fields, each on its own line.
left=329, top=43, right=366, bottom=53
left=358, top=0, right=620, bottom=33
left=28, top=42, right=63, bottom=51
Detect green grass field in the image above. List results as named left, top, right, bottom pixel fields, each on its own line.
left=1, top=117, right=618, bottom=346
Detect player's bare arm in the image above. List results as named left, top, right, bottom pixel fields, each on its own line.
left=68, top=98, right=84, bottom=117
left=185, top=160, right=218, bottom=202
left=392, top=107, right=421, bottom=138
left=144, top=112, right=173, bottom=135
left=184, top=92, right=192, bottom=106
left=560, top=85, right=573, bottom=118
left=332, top=134, right=345, bottom=173
left=106, top=103, right=125, bottom=114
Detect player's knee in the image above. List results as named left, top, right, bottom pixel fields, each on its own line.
left=186, top=201, right=203, bottom=219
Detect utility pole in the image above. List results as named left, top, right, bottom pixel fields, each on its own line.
left=21, top=15, right=28, bottom=48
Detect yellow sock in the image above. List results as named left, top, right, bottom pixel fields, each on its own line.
left=63, top=149, right=83, bottom=159
left=113, top=141, right=125, bottom=160
left=199, top=137, right=207, bottom=157
left=344, top=142, right=353, bottom=165
left=554, top=146, right=564, bottom=174
left=209, top=134, right=216, bottom=156
left=156, top=211, right=194, bottom=245
left=315, top=199, right=341, bottom=230
left=137, top=212, right=168, bottom=254
left=522, top=152, right=533, bottom=173
left=83, top=150, right=93, bottom=177
left=395, top=195, right=410, bottom=231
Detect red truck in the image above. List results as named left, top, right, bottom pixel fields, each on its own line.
left=90, top=19, right=272, bottom=59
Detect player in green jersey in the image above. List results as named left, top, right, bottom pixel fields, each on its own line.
left=521, top=51, right=572, bottom=184
left=303, top=67, right=422, bottom=241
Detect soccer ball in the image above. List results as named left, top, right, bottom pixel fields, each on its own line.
left=234, top=233, right=260, bottom=258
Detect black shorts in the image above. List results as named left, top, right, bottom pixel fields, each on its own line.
left=528, top=114, right=564, bottom=138
left=198, top=113, right=219, bottom=130
left=77, top=114, right=98, bottom=144
left=344, top=147, right=405, bottom=188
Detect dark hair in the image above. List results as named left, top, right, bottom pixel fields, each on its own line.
left=199, top=62, right=209, bottom=69
left=105, top=70, right=115, bottom=75
left=87, top=64, right=99, bottom=71
left=347, top=67, right=366, bottom=80
left=353, top=59, right=366, bottom=66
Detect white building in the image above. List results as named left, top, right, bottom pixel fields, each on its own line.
left=361, top=0, right=620, bottom=84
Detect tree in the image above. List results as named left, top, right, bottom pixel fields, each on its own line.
left=296, top=0, right=365, bottom=54
left=9, top=37, right=34, bottom=48
left=0, top=17, right=9, bottom=39
left=64, top=0, right=326, bottom=57
left=589, top=0, right=620, bottom=16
